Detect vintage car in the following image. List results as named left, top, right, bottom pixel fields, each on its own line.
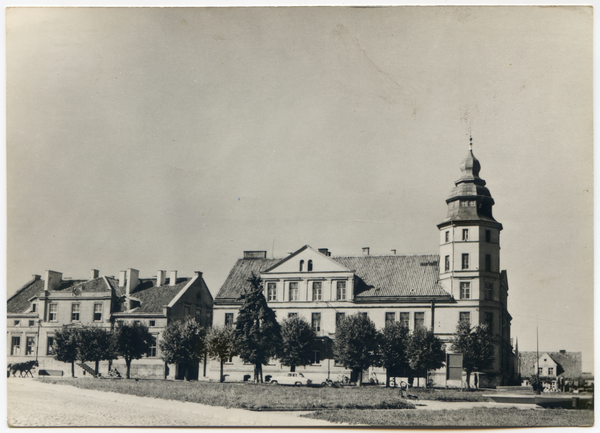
left=269, top=372, right=313, bottom=386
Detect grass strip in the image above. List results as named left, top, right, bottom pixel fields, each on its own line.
left=303, top=407, right=594, bottom=426
left=38, top=378, right=415, bottom=411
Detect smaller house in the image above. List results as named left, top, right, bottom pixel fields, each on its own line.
left=519, top=350, right=582, bottom=388
left=7, top=268, right=213, bottom=379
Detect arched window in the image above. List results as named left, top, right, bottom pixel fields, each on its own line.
left=308, top=260, right=313, bottom=271
left=299, top=260, right=304, bottom=272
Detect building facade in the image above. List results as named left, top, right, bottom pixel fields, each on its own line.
left=213, top=147, right=515, bottom=387
left=7, top=268, right=213, bottom=379
left=519, top=350, right=583, bottom=389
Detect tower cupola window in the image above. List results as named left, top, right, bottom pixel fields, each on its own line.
left=462, top=229, right=469, bottom=241
left=299, top=260, right=304, bottom=271
left=307, top=260, right=313, bottom=271
left=461, top=254, right=469, bottom=270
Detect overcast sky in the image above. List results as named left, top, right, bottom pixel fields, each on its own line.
left=6, top=7, right=593, bottom=370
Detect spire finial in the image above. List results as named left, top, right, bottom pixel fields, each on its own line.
left=469, top=127, right=473, bottom=151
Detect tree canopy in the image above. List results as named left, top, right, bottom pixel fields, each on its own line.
left=450, top=320, right=495, bottom=388
left=52, top=326, right=80, bottom=378
left=279, top=316, right=317, bottom=372
left=234, top=273, right=282, bottom=383
left=333, top=313, right=380, bottom=386
left=76, top=326, right=114, bottom=376
left=407, top=327, right=446, bottom=386
left=205, top=325, right=237, bottom=382
left=380, top=321, right=411, bottom=387
left=159, top=318, right=207, bottom=380
left=113, top=321, right=153, bottom=379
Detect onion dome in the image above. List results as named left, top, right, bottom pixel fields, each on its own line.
left=440, top=141, right=500, bottom=225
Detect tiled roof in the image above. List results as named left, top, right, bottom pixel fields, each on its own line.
left=54, top=277, right=111, bottom=293
left=215, top=254, right=450, bottom=300
left=7, top=278, right=44, bottom=314
left=216, top=258, right=280, bottom=300
left=333, top=254, right=449, bottom=298
left=119, top=278, right=192, bottom=314
left=105, top=277, right=124, bottom=298
left=519, top=351, right=582, bottom=378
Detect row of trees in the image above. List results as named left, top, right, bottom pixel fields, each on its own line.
left=52, top=273, right=494, bottom=385
left=53, top=321, right=153, bottom=379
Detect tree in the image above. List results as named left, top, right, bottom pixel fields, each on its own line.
left=407, top=327, right=446, bottom=387
left=450, top=321, right=495, bottom=388
left=113, top=321, right=153, bottom=379
left=205, top=326, right=237, bottom=382
left=280, top=316, right=317, bottom=372
left=159, top=318, right=207, bottom=381
left=234, top=273, right=282, bottom=383
left=380, top=322, right=411, bottom=387
left=76, top=326, right=114, bottom=376
left=52, top=326, right=80, bottom=377
left=333, top=313, right=380, bottom=386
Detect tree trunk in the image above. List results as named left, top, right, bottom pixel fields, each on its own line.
left=386, top=370, right=390, bottom=388
left=203, top=353, right=207, bottom=377
left=95, top=360, right=99, bottom=376
left=220, top=359, right=224, bottom=382
left=71, top=361, right=75, bottom=378
left=357, top=369, right=363, bottom=387
left=259, top=364, right=263, bottom=383
left=126, top=359, right=131, bottom=379
left=254, top=363, right=259, bottom=383
left=164, top=362, right=168, bottom=380
left=184, top=365, right=189, bottom=381
left=290, top=365, right=296, bottom=372
left=465, top=369, right=471, bottom=388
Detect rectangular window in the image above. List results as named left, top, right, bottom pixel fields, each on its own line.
left=336, top=281, right=347, bottom=300
left=313, top=351, right=321, bottom=365
left=445, top=231, right=449, bottom=243
left=414, top=312, right=425, bottom=330
left=459, top=312, right=470, bottom=325
left=462, top=254, right=469, bottom=270
left=312, top=282, right=322, bottom=301
left=485, top=254, right=492, bottom=272
left=149, top=320, right=156, bottom=327
left=335, top=312, right=345, bottom=329
left=445, top=255, right=450, bottom=272
left=11, top=336, right=21, bottom=356
left=47, top=336, right=54, bottom=355
left=94, top=303, right=103, bottom=322
left=462, top=229, right=469, bottom=241
left=195, top=309, right=201, bottom=323
left=485, top=230, right=491, bottom=243
left=548, top=368, right=554, bottom=376
left=385, top=312, right=395, bottom=327
left=26, top=336, right=35, bottom=356
left=31, top=304, right=36, bottom=312
left=267, top=282, right=277, bottom=301
left=460, top=282, right=471, bottom=299
left=538, top=367, right=543, bottom=375
left=147, top=336, right=157, bottom=357
left=49, top=304, right=57, bottom=322
left=225, top=313, right=234, bottom=328
left=400, top=312, right=410, bottom=328
left=288, top=312, right=298, bottom=318
left=14, top=320, right=20, bottom=326
left=184, top=305, right=190, bottom=317
left=289, top=282, right=299, bottom=301
left=29, top=320, right=34, bottom=327
left=484, top=282, right=493, bottom=301
left=71, top=303, right=80, bottom=322
left=485, top=312, right=493, bottom=331
left=312, top=313, right=321, bottom=332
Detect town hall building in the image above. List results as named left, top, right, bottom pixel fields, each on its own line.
left=213, top=145, right=516, bottom=387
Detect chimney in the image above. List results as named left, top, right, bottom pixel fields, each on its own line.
left=194, top=271, right=203, bottom=277
left=125, top=268, right=139, bottom=297
left=391, top=249, right=396, bottom=255
left=318, top=248, right=329, bottom=256
left=169, top=270, right=178, bottom=286
left=44, top=270, right=63, bottom=291
left=362, top=247, right=370, bottom=256
left=119, top=270, right=127, bottom=287
left=90, top=269, right=99, bottom=279
left=157, top=270, right=166, bottom=287
left=32, top=274, right=41, bottom=281
left=243, top=251, right=267, bottom=259
left=560, top=350, right=566, bottom=354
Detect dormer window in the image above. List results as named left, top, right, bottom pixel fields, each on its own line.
left=307, top=260, right=313, bottom=271
left=299, top=260, right=304, bottom=272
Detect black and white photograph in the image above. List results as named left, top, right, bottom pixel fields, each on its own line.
left=5, top=5, right=594, bottom=428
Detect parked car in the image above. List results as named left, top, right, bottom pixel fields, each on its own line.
left=269, top=372, right=313, bottom=386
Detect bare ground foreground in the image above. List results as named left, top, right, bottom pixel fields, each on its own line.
left=7, top=378, right=336, bottom=427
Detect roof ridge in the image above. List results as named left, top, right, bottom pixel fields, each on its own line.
left=7, top=276, right=42, bottom=303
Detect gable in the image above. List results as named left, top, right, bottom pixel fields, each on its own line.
left=264, top=245, right=351, bottom=274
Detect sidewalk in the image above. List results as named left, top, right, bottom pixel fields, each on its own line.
left=7, top=378, right=339, bottom=427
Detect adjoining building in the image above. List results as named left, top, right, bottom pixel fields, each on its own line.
left=519, top=351, right=583, bottom=389
left=213, top=146, right=516, bottom=387
left=7, top=268, right=213, bottom=379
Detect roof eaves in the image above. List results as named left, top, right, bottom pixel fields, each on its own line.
left=262, top=245, right=310, bottom=272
